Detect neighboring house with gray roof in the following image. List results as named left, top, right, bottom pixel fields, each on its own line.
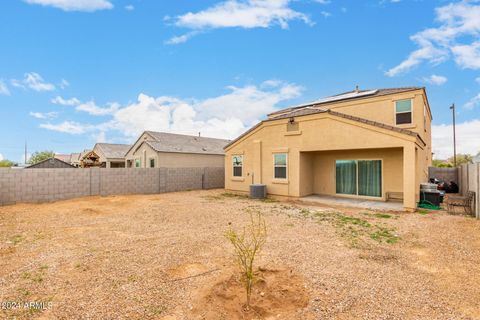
left=27, top=157, right=75, bottom=169
left=125, top=131, right=230, bottom=168
left=92, top=143, right=132, bottom=168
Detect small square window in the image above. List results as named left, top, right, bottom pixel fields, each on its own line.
left=395, top=99, right=412, bottom=125
left=232, top=155, right=243, bottom=177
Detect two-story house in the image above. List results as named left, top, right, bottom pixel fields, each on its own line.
left=224, top=87, right=433, bottom=211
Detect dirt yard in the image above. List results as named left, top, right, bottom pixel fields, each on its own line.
left=1, top=190, right=480, bottom=320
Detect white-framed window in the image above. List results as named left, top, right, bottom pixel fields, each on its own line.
left=149, top=158, right=155, bottom=168
left=232, top=155, right=243, bottom=177
left=135, top=159, right=140, bottom=168
left=395, top=99, right=412, bottom=125
left=273, top=153, right=288, bottom=179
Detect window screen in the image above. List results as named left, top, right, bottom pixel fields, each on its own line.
left=273, top=153, right=287, bottom=179
left=395, top=99, right=412, bottom=125
left=232, top=155, right=243, bottom=177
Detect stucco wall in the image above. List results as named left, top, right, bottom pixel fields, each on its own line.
left=306, top=148, right=403, bottom=200
left=0, top=167, right=224, bottom=206
left=225, top=112, right=426, bottom=210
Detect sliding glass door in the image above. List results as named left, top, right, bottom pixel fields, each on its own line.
left=336, top=160, right=357, bottom=195
left=336, top=160, right=382, bottom=198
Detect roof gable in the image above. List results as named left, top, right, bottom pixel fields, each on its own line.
left=224, top=108, right=426, bottom=150
left=95, top=143, right=131, bottom=159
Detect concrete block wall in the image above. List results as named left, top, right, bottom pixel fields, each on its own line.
left=99, top=168, right=160, bottom=196
left=459, top=164, right=479, bottom=219
left=204, top=167, right=225, bottom=189
left=428, top=167, right=459, bottom=184
left=164, top=168, right=204, bottom=192
left=0, top=167, right=224, bottom=206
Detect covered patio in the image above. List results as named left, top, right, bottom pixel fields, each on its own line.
left=299, top=194, right=404, bottom=211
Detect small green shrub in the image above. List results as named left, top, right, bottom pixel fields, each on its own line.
left=225, top=210, right=267, bottom=310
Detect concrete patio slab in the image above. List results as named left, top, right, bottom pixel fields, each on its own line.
left=299, top=194, right=404, bottom=211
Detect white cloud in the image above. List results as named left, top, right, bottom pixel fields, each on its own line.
left=40, top=80, right=302, bottom=141
left=0, top=80, right=10, bottom=95
left=423, top=74, right=448, bottom=85
left=39, top=121, right=92, bottom=134
left=24, top=0, right=113, bottom=12
left=167, top=0, right=313, bottom=44
left=464, top=92, right=480, bottom=110
left=29, top=111, right=58, bottom=119
left=432, top=119, right=480, bottom=159
left=13, top=72, right=56, bottom=92
left=51, top=96, right=118, bottom=115
left=76, top=101, right=120, bottom=115
left=451, top=41, right=480, bottom=69
left=320, top=11, right=331, bottom=17
left=59, top=79, right=69, bottom=89
left=386, top=1, right=480, bottom=76
left=0, top=153, right=3, bottom=161
left=51, top=96, right=80, bottom=106
left=125, top=4, right=134, bottom=11
left=165, top=31, right=200, bottom=45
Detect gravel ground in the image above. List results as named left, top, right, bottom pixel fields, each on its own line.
left=0, top=189, right=479, bottom=319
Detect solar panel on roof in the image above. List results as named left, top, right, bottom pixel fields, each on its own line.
left=310, top=89, right=379, bottom=105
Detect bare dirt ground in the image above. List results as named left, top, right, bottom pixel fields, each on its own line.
left=1, top=189, right=480, bottom=320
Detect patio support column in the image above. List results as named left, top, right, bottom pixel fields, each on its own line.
left=403, top=144, right=417, bottom=211
left=253, top=140, right=262, bottom=184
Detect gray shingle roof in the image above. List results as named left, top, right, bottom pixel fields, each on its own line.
left=144, top=131, right=230, bottom=155
left=268, top=87, right=424, bottom=117
left=95, top=143, right=131, bottom=159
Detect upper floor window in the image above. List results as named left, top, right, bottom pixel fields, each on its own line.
left=395, top=99, right=412, bottom=125
left=232, top=155, right=243, bottom=177
left=135, top=159, right=140, bottom=168
left=273, top=153, right=288, bottom=179
left=149, top=158, right=155, bottom=168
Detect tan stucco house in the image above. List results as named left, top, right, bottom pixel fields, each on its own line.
left=224, top=87, right=433, bottom=211
left=92, top=143, right=131, bottom=168
left=125, top=131, right=230, bottom=168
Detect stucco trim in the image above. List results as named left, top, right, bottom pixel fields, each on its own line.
left=285, top=130, right=302, bottom=136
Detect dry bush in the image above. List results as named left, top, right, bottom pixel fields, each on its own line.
left=225, top=210, right=267, bottom=310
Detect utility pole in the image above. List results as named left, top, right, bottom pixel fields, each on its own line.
left=450, top=103, right=457, bottom=167
left=24, top=141, right=27, bottom=165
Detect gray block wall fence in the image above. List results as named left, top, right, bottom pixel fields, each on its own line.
left=0, top=167, right=224, bottom=206
left=458, top=164, right=479, bottom=219
left=428, top=167, right=459, bottom=184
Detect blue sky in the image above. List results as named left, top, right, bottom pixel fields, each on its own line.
left=1, top=0, right=479, bottom=162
